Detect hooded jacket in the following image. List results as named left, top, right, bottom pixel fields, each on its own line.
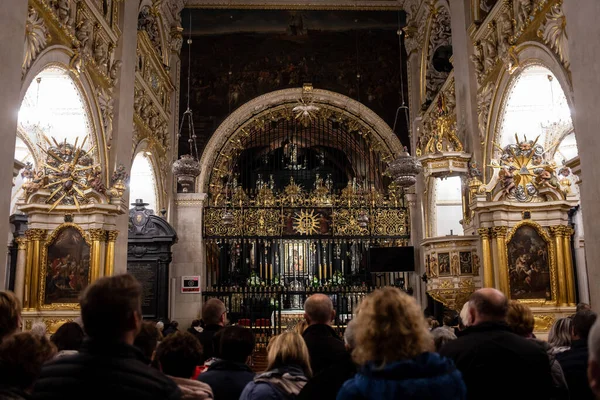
left=240, top=365, right=308, bottom=400
left=336, top=352, right=466, bottom=400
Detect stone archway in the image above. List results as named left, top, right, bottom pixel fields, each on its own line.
left=197, top=87, right=404, bottom=193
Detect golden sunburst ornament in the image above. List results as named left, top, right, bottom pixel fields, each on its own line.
left=293, top=210, right=319, bottom=235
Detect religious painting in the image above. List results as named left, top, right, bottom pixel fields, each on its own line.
left=508, top=225, right=552, bottom=300
left=44, top=226, right=91, bottom=305
left=438, top=252, right=451, bottom=276
left=459, top=251, right=473, bottom=274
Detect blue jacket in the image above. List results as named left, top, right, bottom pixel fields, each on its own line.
left=197, top=359, right=254, bottom=400
left=240, top=365, right=308, bottom=400
left=336, top=352, right=466, bottom=400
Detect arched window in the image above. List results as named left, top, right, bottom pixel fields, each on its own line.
left=498, top=65, right=576, bottom=162
left=433, top=176, right=463, bottom=236
left=130, top=152, right=158, bottom=213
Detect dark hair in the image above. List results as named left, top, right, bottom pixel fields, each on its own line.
left=134, top=321, right=161, bottom=361
left=0, top=332, right=56, bottom=389
left=506, top=301, right=534, bottom=336
left=0, top=291, right=21, bottom=343
left=202, top=298, right=226, bottom=326
left=191, top=319, right=200, bottom=328
left=51, top=322, right=84, bottom=352
left=443, top=311, right=459, bottom=327
left=80, top=274, right=142, bottom=340
left=469, top=291, right=508, bottom=320
left=155, top=332, right=203, bottom=378
left=572, top=310, right=597, bottom=340
left=218, top=326, right=255, bottom=363
left=577, top=303, right=591, bottom=313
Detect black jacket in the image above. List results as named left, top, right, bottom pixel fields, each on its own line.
left=0, top=386, right=29, bottom=400
left=302, top=324, right=348, bottom=376
left=192, top=325, right=223, bottom=362
left=197, top=359, right=255, bottom=400
left=440, top=321, right=554, bottom=400
left=556, top=339, right=594, bottom=400
left=31, top=339, right=181, bottom=400
left=297, top=351, right=356, bottom=400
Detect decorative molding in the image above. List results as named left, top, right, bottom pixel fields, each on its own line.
left=23, top=6, right=51, bottom=77
left=537, top=1, right=569, bottom=69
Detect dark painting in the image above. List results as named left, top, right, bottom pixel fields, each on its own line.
left=460, top=251, right=473, bottom=274
left=508, top=225, right=551, bottom=300
left=45, top=227, right=90, bottom=304
left=180, top=9, right=408, bottom=156
left=438, top=252, right=450, bottom=276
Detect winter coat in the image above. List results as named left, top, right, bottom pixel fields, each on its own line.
left=557, top=339, right=594, bottom=400
left=240, top=365, right=308, bottom=400
left=0, top=386, right=30, bottom=400
left=302, top=324, right=348, bottom=375
left=297, top=351, right=356, bottom=400
left=336, top=352, right=466, bottom=400
left=169, top=376, right=213, bottom=400
left=532, top=339, right=569, bottom=400
left=440, top=321, right=554, bottom=400
left=191, top=325, right=222, bottom=363
left=197, top=359, right=255, bottom=400
left=31, top=339, right=181, bottom=400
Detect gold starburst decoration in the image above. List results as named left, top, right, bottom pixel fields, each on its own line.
left=293, top=210, right=320, bottom=235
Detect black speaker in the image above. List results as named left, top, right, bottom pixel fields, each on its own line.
left=369, top=247, right=415, bottom=272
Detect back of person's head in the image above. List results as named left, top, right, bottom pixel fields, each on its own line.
left=30, top=322, right=47, bottom=338
left=155, top=331, right=203, bottom=378
left=428, top=318, right=440, bottom=330
left=191, top=319, right=200, bottom=328
left=572, top=310, right=597, bottom=340
left=294, top=319, right=308, bottom=335
left=352, top=287, right=433, bottom=366
left=459, top=301, right=472, bottom=329
left=80, top=274, right=142, bottom=340
left=51, top=322, right=84, bottom=352
left=506, top=301, right=534, bottom=337
left=0, top=332, right=56, bottom=390
left=431, top=327, right=457, bottom=352
left=304, top=293, right=334, bottom=325
left=344, top=319, right=357, bottom=350
left=0, top=291, right=21, bottom=343
left=577, top=302, right=591, bottom=312
left=134, top=321, right=161, bottom=361
left=202, top=298, right=227, bottom=326
left=587, top=319, right=600, bottom=397
left=468, top=288, right=508, bottom=324
left=267, top=331, right=312, bottom=378
left=548, top=317, right=572, bottom=348
left=443, top=311, right=459, bottom=327
left=218, top=325, right=255, bottom=363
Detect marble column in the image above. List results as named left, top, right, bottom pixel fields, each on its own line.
left=110, top=0, right=139, bottom=274
left=13, top=238, right=27, bottom=303
left=406, top=192, right=424, bottom=303
left=448, top=0, right=481, bottom=160
left=563, top=0, right=600, bottom=310
left=0, top=1, right=27, bottom=288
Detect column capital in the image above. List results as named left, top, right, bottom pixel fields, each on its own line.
left=88, top=228, right=107, bottom=242
left=25, top=229, right=47, bottom=241
left=477, top=227, right=491, bottom=239
left=15, top=237, right=28, bottom=250
left=491, top=226, right=508, bottom=238
left=106, top=230, right=119, bottom=242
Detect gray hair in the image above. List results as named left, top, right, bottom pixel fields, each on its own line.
left=459, top=301, right=472, bottom=328
left=30, top=322, right=47, bottom=338
left=589, top=319, right=600, bottom=361
left=548, top=317, right=572, bottom=348
left=344, top=319, right=357, bottom=349
left=431, top=327, right=457, bottom=352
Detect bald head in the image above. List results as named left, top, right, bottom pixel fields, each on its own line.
left=202, top=298, right=227, bottom=326
left=468, top=288, right=508, bottom=325
left=304, top=294, right=335, bottom=325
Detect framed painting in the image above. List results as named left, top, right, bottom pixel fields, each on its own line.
left=40, top=224, right=91, bottom=309
left=459, top=251, right=473, bottom=274
left=507, top=222, right=554, bottom=301
left=438, top=252, right=451, bottom=276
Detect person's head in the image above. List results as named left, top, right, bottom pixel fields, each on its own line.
left=202, top=298, right=227, bottom=326
left=431, top=327, right=457, bottom=352
left=578, top=303, right=591, bottom=313
left=344, top=319, right=357, bottom=351
left=191, top=319, right=200, bottom=328
left=468, top=288, right=508, bottom=325
left=51, top=322, right=84, bottom=352
left=548, top=317, right=572, bottom=348
left=304, top=293, right=335, bottom=325
left=0, top=332, right=56, bottom=392
left=134, top=321, right=161, bottom=361
left=588, top=319, right=600, bottom=397
left=267, top=331, right=312, bottom=378
left=443, top=311, right=459, bottom=328
left=79, top=274, right=142, bottom=344
left=352, top=287, right=433, bottom=366
left=506, top=301, right=535, bottom=337
left=294, top=319, right=308, bottom=335
left=0, top=291, right=21, bottom=342
left=459, top=301, right=472, bottom=330
left=156, top=321, right=164, bottom=332
left=217, top=325, right=255, bottom=364
left=572, top=310, right=598, bottom=341
left=155, top=331, right=203, bottom=379
left=30, top=322, right=47, bottom=338
left=428, top=318, right=440, bottom=330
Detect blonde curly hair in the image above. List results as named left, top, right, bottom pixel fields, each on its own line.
left=352, top=287, right=433, bottom=366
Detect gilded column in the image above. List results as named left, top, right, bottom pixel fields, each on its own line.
left=492, top=227, right=509, bottom=295
left=104, top=231, right=119, bottom=277
left=562, top=226, right=576, bottom=306
left=13, top=237, right=28, bottom=304
left=550, top=226, right=568, bottom=306
left=24, top=229, right=46, bottom=310
left=478, top=228, right=494, bottom=288
left=89, top=229, right=107, bottom=283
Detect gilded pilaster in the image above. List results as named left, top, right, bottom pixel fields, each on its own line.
left=550, top=226, right=568, bottom=306
left=478, top=227, right=494, bottom=288
left=88, top=229, right=107, bottom=283
left=491, top=227, right=509, bottom=295
left=25, top=229, right=46, bottom=310
left=104, top=230, right=119, bottom=277
left=562, top=226, right=576, bottom=306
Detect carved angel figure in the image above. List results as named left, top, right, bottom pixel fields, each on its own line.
left=75, top=19, right=93, bottom=51
left=110, top=60, right=122, bottom=85
left=500, top=165, right=517, bottom=195
left=498, top=12, right=514, bottom=56
left=87, top=166, right=105, bottom=193
left=54, top=0, right=71, bottom=26
left=470, top=45, right=485, bottom=82
left=483, top=36, right=498, bottom=71
left=93, top=38, right=109, bottom=69
left=517, top=0, right=533, bottom=29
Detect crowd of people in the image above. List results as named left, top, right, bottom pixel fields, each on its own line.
left=1, top=274, right=600, bottom=399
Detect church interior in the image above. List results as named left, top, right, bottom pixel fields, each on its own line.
left=3, top=0, right=600, bottom=341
